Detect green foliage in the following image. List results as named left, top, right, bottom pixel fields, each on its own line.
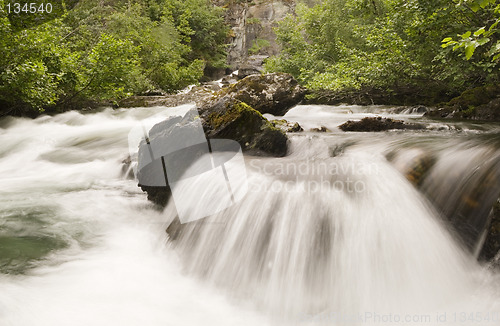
left=266, top=0, right=500, bottom=96
left=442, top=0, right=500, bottom=64
left=0, top=0, right=228, bottom=116
left=248, top=38, right=271, bottom=55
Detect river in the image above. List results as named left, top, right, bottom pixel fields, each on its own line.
left=0, top=104, right=499, bottom=325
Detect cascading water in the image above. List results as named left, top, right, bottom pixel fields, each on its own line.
left=0, top=104, right=499, bottom=325
left=165, top=140, right=498, bottom=324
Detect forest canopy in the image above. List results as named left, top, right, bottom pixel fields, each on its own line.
left=265, top=0, right=500, bottom=100
left=0, top=0, right=228, bottom=115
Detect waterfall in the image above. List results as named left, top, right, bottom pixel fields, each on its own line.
left=165, top=140, right=496, bottom=322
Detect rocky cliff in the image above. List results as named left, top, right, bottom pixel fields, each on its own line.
left=216, top=0, right=295, bottom=71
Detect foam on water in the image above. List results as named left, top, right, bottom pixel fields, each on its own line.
left=0, top=105, right=498, bottom=326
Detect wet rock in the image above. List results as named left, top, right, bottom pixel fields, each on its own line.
left=270, top=119, right=303, bottom=133
left=136, top=73, right=302, bottom=206
left=136, top=112, right=209, bottom=207
left=480, top=199, right=500, bottom=263
left=217, top=72, right=306, bottom=116
left=410, top=105, right=429, bottom=114
left=310, top=126, right=330, bottom=132
left=391, top=105, right=429, bottom=114
left=425, top=107, right=453, bottom=118
left=166, top=216, right=183, bottom=241
left=200, top=98, right=288, bottom=156
left=137, top=98, right=288, bottom=206
left=388, top=149, right=436, bottom=187
left=140, top=186, right=172, bottom=207
left=403, top=155, right=435, bottom=186
left=329, top=141, right=357, bottom=157
left=339, top=117, right=425, bottom=132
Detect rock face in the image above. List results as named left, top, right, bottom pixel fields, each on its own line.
left=223, top=0, right=295, bottom=70
left=217, top=73, right=306, bottom=116
left=339, top=117, right=425, bottom=132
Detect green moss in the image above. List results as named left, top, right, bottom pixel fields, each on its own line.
left=448, top=84, right=500, bottom=110
left=208, top=100, right=264, bottom=130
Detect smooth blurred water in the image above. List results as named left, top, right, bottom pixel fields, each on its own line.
left=0, top=104, right=498, bottom=325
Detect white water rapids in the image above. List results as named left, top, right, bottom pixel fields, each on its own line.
left=0, top=105, right=499, bottom=325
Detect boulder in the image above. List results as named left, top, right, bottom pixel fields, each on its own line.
left=137, top=97, right=288, bottom=207
left=339, top=117, right=425, bottom=132
left=136, top=112, right=206, bottom=206
left=200, top=98, right=288, bottom=156
left=270, top=119, right=303, bottom=133
left=218, top=72, right=306, bottom=116
left=136, top=73, right=301, bottom=206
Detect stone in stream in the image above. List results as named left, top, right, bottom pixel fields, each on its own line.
left=270, top=119, right=303, bottom=133
left=388, top=149, right=437, bottom=187
left=391, top=148, right=500, bottom=262
left=137, top=73, right=304, bottom=208
left=216, top=72, right=306, bottom=116
left=200, top=98, right=288, bottom=156
left=339, top=117, right=425, bottom=132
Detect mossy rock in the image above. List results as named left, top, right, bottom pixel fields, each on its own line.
left=404, top=155, right=436, bottom=187
left=339, top=117, right=425, bottom=132
left=427, top=84, right=500, bottom=121
left=201, top=98, right=288, bottom=156
left=270, top=119, right=303, bottom=132
left=447, top=85, right=499, bottom=109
